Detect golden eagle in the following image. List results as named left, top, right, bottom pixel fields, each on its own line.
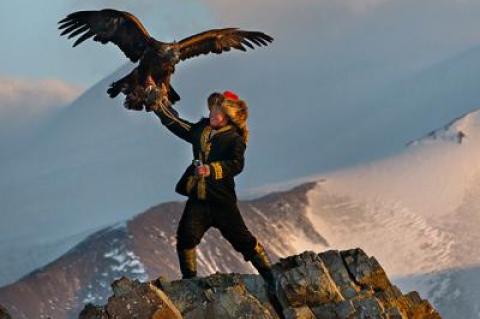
left=58, top=9, right=273, bottom=111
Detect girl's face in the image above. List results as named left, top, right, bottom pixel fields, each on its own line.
left=209, top=106, right=228, bottom=128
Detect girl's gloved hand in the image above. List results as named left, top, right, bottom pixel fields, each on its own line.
left=195, top=165, right=210, bottom=177
left=144, top=86, right=161, bottom=109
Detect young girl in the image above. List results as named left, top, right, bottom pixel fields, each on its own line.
left=147, top=89, right=275, bottom=292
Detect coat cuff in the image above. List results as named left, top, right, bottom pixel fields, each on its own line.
left=209, top=162, right=223, bottom=180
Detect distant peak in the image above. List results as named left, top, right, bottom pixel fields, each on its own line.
left=407, top=108, right=480, bottom=146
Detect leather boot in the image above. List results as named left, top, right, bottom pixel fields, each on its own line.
left=177, top=247, right=197, bottom=279
left=248, top=242, right=285, bottom=318
left=248, top=242, right=276, bottom=294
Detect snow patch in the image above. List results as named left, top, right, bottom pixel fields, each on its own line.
left=407, top=110, right=480, bottom=146
left=103, top=248, right=148, bottom=281
left=297, top=109, right=480, bottom=317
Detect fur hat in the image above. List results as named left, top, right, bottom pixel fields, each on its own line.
left=221, top=91, right=249, bottom=145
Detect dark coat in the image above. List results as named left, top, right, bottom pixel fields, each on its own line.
left=154, top=106, right=246, bottom=204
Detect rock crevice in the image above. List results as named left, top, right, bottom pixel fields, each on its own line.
left=79, top=248, right=442, bottom=319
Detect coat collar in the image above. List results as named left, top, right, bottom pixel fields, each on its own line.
left=210, top=124, right=233, bottom=137
left=199, top=124, right=233, bottom=163
left=199, top=117, right=234, bottom=138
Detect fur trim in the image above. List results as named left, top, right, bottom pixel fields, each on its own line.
left=222, top=98, right=249, bottom=144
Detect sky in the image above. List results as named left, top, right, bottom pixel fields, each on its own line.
left=2, top=0, right=480, bottom=85
left=0, top=0, right=212, bottom=85
left=4, top=0, right=480, bottom=211
left=4, top=0, right=480, bottom=286
left=3, top=0, right=480, bottom=129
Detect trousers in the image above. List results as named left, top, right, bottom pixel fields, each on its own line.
left=176, top=198, right=258, bottom=261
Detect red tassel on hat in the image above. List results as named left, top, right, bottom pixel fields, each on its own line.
left=223, top=90, right=239, bottom=101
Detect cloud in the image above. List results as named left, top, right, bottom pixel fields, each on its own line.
left=0, top=76, right=82, bottom=121
left=199, top=0, right=390, bottom=28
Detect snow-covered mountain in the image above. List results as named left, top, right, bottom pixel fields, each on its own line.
left=306, top=109, right=480, bottom=319
left=248, top=106, right=480, bottom=318
left=4, top=42, right=480, bottom=289
left=2, top=108, right=480, bottom=318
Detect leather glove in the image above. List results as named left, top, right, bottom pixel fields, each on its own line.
left=144, top=85, right=161, bottom=110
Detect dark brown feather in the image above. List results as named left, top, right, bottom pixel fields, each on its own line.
left=58, top=9, right=152, bottom=62
left=73, top=31, right=95, bottom=47
left=59, top=10, right=273, bottom=110
left=177, top=28, right=273, bottom=61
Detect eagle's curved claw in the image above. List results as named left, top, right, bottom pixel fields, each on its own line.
left=144, top=85, right=161, bottom=110
left=144, top=84, right=171, bottom=112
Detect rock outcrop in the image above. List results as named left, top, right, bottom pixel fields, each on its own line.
left=79, top=248, right=441, bottom=319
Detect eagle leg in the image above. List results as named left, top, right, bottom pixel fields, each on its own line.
left=124, top=87, right=146, bottom=111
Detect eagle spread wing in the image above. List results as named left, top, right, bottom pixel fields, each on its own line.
left=177, top=28, right=273, bottom=61
left=58, top=9, right=151, bottom=63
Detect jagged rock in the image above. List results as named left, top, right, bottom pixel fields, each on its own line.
left=340, top=248, right=392, bottom=291
left=78, top=303, right=107, bottom=319
left=283, top=306, right=316, bottom=319
left=156, top=273, right=277, bottom=319
left=79, top=276, right=182, bottom=319
left=0, top=305, right=12, bottom=319
left=272, top=251, right=344, bottom=309
left=79, top=249, right=442, bottom=319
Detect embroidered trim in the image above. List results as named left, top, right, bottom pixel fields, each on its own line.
left=186, top=175, right=196, bottom=194
left=195, top=127, right=212, bottom=200
left=197, top=176, right=207, bottom=200
left=195, top=124, right=233, bottom=199
left=200, top=126, right=213, bottom=162
left=212, top=124, right=233, bottom=136
left=211, top=162, right=223, bottom=180
left=200, top=125, right=233, bottom=162
left=253, top=240, right=261, bottom=253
